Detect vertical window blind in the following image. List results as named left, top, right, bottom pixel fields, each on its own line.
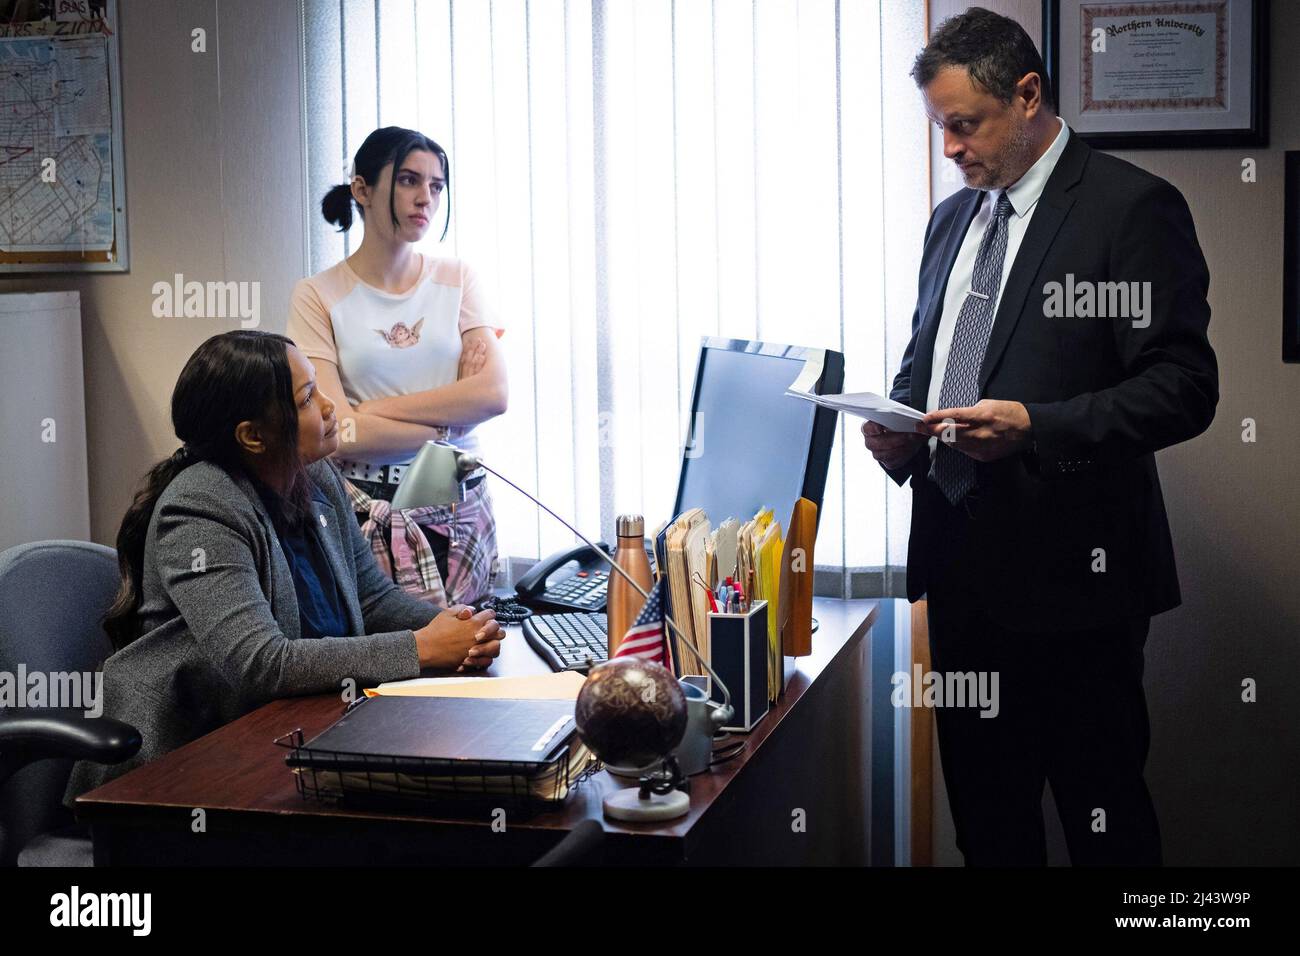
left=301, top=0, right=929, bottom=596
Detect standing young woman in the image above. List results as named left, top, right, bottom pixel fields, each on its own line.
left=65, top=331, right=501, bottom=800
left=287, top=126, right=507, bottom=608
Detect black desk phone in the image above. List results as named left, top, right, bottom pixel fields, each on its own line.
left=515, top=540, right=659, bottom=613
left=515, top=542, right=615, bottom=613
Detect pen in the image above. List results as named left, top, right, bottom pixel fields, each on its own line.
left=693, top=572, right=719, bottom=613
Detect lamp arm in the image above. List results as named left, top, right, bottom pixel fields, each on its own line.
left=474, top=460, right=733, bottom=711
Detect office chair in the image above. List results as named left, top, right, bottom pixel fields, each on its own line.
left=530, top=819, right=605, bottom=866
left=0, top=540, right=141, bottom=867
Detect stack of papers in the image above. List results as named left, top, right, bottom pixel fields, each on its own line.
left=708, top=517, right=740, bottom=586
left=366, top=672, right=588, bottom=700
left=665, top=509, right=711, bottom=676
left=786, top=388, right=926, bottom=433
left=736, top=507, right=784, bottom=703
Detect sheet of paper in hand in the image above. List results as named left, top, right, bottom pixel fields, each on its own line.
left=785, top=389, right=926, bottom=433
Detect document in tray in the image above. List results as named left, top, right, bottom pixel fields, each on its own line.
left=786, top=388, right=926, bottom=433
left=366, top=672, right=588, bottom=700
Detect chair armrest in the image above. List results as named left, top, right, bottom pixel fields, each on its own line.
left=531, top=818, right=605, bottom=867
left=0, top=709, right=141, bottom=785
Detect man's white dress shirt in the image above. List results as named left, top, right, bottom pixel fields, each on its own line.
left=925, top=116, right=1069, bottom=459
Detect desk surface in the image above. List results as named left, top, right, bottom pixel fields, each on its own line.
left=77, top=598, right=878, bottom=864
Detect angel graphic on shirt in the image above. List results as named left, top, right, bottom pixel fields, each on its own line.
left=375, top=318, right=424, bottom=348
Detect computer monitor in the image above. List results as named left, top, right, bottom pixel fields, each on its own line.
left=672, top=337, right=844, bottom=533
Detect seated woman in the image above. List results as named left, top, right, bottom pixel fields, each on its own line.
left=66, top=330, right=501, bottom=801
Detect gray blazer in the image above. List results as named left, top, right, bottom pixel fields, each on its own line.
left=65, top=457, right=434, bottom=804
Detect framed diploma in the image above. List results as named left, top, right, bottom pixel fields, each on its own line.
left=1043, top=0, right=1268, bottom=148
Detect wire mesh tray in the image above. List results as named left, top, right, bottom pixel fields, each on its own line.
left=274, top=727, right=601, bottom=816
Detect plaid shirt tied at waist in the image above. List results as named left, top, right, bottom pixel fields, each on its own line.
left=344, top=476, right=498, bottom=607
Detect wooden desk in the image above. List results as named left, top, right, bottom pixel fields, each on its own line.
left=76, top=599, right=878, bottom=865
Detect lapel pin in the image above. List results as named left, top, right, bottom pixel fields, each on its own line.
left=319, top=514, right=328, bottom=528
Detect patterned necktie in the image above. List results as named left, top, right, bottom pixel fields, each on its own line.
left=929, top=190, right=1014, bottom=506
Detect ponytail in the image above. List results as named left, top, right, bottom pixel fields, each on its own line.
left=103, top=446, right=198, bottom=651
left=321, top=182, right=355, bottom=231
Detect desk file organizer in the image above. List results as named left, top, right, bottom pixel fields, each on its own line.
left=706, top=600, right=769, bottom=732
left=275, top=695, right=599, bottom=815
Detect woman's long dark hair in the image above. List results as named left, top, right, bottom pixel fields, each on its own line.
left=104, top=331, right=312, bottom=650
left=321, top=126, right=452, bottom=240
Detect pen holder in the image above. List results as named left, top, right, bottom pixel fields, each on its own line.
left=704, top=600, right=769, bottom=733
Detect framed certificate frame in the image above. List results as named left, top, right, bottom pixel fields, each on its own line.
left=1042, top=0, right=1268, bottom=149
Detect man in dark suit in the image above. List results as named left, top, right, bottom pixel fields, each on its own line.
left=863, top=7, right=1218, bottom=865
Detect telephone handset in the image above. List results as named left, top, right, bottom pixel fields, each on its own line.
left=515, top=542, right=615, bottom=613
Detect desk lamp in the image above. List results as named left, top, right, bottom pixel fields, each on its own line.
left=391, top=440, right=735, bottom=821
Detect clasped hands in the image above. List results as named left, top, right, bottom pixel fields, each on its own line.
left=861, top=399, right=1033, bottom=470
left=414, top=604, right=503, bottom=673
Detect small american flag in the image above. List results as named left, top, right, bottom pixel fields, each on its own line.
left=614, top=577, right=669, bottom=667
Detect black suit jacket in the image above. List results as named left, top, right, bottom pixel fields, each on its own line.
left=886, top=129, right=1218, bottom=631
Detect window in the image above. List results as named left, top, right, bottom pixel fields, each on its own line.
left=302, top=0, right=928, bottom=596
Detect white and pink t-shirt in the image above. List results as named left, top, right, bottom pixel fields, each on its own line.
left=287, top=254, right=502, bottom=460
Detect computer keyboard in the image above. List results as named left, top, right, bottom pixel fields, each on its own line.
left=522, top=613, right=609, bottom=672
